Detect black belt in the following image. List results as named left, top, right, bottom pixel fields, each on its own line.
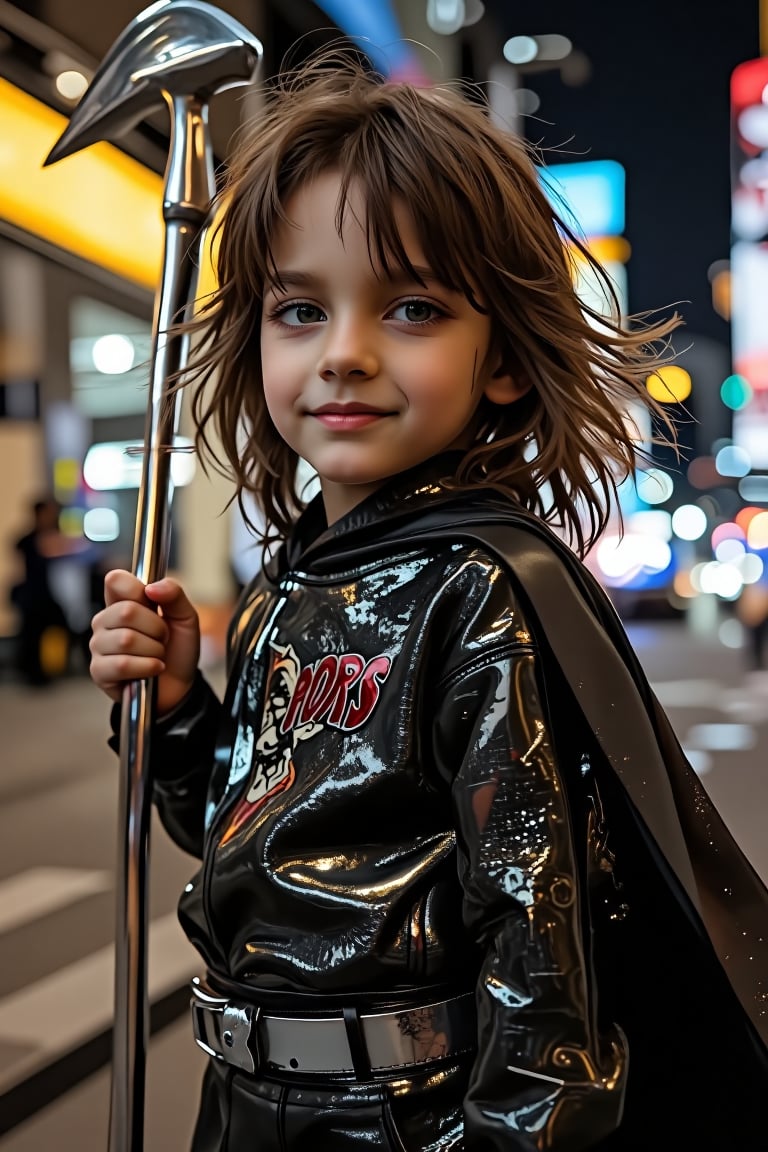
left=190, top=976, right=477, bottom=1080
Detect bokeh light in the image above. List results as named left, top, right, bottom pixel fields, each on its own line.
left=715, top=444, right=751, bottom=477
left=735, top=505, right=764, bottom=534
left=635, top=467, right=674, bottom=504
left=698, top=561, right=743, bottom=599
left=736, top=552, right=764, bottom=583
left=83, top=507, right=120, bottom=542
left=720, top=373, right=753, bottom=409
left=92, top=333, right=135, bottom=374
left=687, top=456, right=720, bottom=489
left=746, top=511, right=768, bottom=550
left=711, top=521, right=746, bottom=549
left=55, top=70, right=89, bottom=101
left=671, top=504, right=707, bottom=541
left=627, top=509, right=672, bottom=541
left=595, top=533, right=672, bottom=584
left=719, top=618, right=744, bottom=648
left=715, top=537, right=745, bottom=563
left=645, top=365, right=692, bottom=403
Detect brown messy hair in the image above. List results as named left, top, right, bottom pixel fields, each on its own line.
left=180, top=47, right=681, bottom=556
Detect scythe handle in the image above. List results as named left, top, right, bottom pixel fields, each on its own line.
left=43, top=7, right=263, bottom=1148
left=111, top=91, right=214, bottom=1152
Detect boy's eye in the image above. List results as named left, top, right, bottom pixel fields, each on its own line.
left=389, top=300, right=441, bottom=324
left=277, top=302, right=326, bottom=325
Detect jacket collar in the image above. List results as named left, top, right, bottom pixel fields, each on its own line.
left=275, top=452, right=469, bottom=575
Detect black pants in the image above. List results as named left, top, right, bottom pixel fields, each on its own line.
left=191, top=1056, right=470, bottom=1151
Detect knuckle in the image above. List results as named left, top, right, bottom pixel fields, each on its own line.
left=118, top=627, right=140, bottom=652
left=115, top=601, right=138, bottom=627
left=113, top=654, right=136, bottom=678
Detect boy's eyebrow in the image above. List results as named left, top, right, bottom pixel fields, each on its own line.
left=266, top=265, right=448, bottom=292
left=265, top=271, right=318, bottom=292
left=387, top=265, right=441, bottom=288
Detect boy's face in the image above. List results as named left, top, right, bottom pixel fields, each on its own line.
left=260, top=170, right=515, bottom=525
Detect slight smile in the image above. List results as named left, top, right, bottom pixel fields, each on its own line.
left=309, top=403, right=395, bottom=430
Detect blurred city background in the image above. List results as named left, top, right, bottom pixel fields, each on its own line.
left=0, top=0, right=767, bottom=1148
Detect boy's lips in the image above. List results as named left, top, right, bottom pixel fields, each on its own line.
left=310, top=403, right=392, bottom=415
left=308, top=402, right=395, bottom=429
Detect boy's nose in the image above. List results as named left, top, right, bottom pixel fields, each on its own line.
left=317, top=322, right=379, bottom=381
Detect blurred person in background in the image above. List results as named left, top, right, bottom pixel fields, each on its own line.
left=10, top=496, right=82, bottom=685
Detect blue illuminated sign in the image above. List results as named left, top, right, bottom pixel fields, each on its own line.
left=540, top=159, right=626, bottom=238
left=312, top=0, right=419, bottom=78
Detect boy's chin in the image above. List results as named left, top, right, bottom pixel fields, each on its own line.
left=313, top=449, right=447, bottom=488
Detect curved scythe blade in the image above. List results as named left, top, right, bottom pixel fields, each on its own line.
left=45, top=0, right=262, bottom=164
left=44, top=5, right=262, bottom=1151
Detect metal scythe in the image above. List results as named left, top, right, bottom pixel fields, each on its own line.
left=44, top=4, right=262, bottom=1149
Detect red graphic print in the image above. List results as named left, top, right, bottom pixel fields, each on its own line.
left=219, top=642, right=392, bottom=845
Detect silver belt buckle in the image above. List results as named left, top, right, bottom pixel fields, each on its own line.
left=191, top=979, right=262, bottom=1074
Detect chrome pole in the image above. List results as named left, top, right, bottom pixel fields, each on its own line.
left=44, top=5, right=262, bottom=1149
left=111, top=89, right=213, bottom=1152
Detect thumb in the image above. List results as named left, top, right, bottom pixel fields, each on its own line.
left=144, top=577, right=198, bottom=624
left=143, top=577, right=200, bottom=713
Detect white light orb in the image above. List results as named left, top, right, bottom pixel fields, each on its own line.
left=699, top=561, right=743, bottom=600
left=83, top=507, right=119, bottom=542
left=55, top=70, right=88, bottom=100
left=636, top=467, right=674, bottom=505
left=671, top=503, right=707, bottom=541
left=91, top=333, right=136, bottom=375
left=736, top=553, right=764, bottom=584
left=426, top=0, right=466, bottom=34
left=738, top=105, right=768, bottom=149
left=503, top=35, right=538, bottom=64
left=626, top=509, right=672, bottom=542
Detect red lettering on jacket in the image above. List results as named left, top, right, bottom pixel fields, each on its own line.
left=281, top=665, right=314, bottom=733
left=281, top=651, right=391, bottom=735
left=328, top=655, right=366, bottom=725
left=343, top=656, right=392, bottom=730
left=300, top=654, right=340, bottom=725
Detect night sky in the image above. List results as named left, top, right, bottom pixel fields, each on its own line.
left=484, top=1, right=760, bottom=346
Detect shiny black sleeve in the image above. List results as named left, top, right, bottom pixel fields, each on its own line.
left=149, top=673, right=223, bottom=858
left=433, top=641, right=627, bottom=1151
left=109, top=672, right=222, bottom=859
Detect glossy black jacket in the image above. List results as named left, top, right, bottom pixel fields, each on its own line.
left=139, top=456, right=768, bottom=1151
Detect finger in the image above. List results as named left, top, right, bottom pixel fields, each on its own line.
left=103, top=569, right=151, bottom=609
left=89, top=652, right=165, bottom=696
left=90, top=625, right=167, bottom=662
left=91, top=600, right=169, bottom=644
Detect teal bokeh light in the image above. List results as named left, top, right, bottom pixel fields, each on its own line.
left=720, top=374, right=753, bottom=410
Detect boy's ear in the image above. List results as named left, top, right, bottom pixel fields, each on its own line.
left=483, top=361, right=532, bottom=406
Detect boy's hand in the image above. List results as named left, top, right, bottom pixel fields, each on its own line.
left=89, top=569, right=201, bottom=716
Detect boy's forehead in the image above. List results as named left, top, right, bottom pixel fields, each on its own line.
left=264, top=172, right=483, bottom=303
left=280, top=170, right=409, bottom=227
left=274, top=171, right=428, bottom=266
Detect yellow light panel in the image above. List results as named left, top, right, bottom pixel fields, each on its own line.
left=646, top=365, right=692, bottom=404
left=0, top=78, right=164, bottom=290
left=588, top=235, right=631, bottom=264
left=195, top=207, right=223, bottom=306
left=568, top=236, right=631, bottom=266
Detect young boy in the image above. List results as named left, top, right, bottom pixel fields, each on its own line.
left=91, top=52, right=768, bottom=1151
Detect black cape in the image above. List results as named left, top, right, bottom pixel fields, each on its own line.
left=353, top=491, right=768, bottom=1143
left=271, top=463, right=768, bottom=1143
